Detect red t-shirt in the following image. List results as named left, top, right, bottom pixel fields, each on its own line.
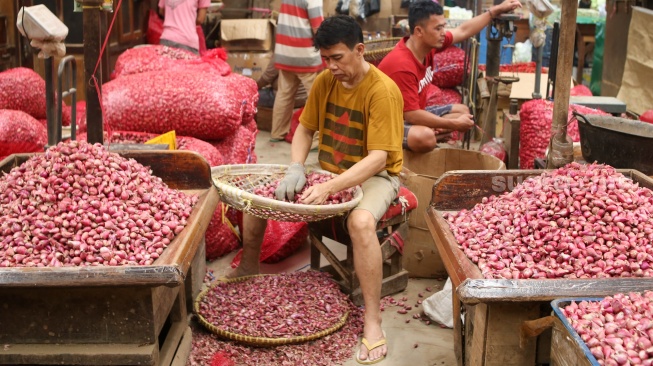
left=378, top=33, right=454, bottom=111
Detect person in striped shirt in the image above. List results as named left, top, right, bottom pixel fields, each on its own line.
left=269, top=0, right=324, bottom=142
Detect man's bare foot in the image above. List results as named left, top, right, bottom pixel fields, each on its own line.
left=222, top=265, right=259, bottom=280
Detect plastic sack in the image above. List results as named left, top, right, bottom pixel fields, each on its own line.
left=640, top=109, right=653, bottom=124
left=284, top=107, right=304, bottom=143
left=513, top=40, right=532, bottom=63
left=480, top=138, right=507, bottom=162
left=423, top=277, right=453, bottom=328
left=230, top=221, right=308, bottom=267
left=146, top=9, right=163, bottom=45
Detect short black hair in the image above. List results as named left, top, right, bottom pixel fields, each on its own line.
left=314, top=15, right=364, bottom=50
left=408, top=1, right=444, bottom=34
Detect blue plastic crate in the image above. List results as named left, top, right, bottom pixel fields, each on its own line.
left=551, top=297, right=604, bottom=366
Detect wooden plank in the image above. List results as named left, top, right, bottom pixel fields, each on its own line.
left=309, top=235, right=352, bottom=289
left=185, top=237, right=207, bottom=312
left=550, top=317, right=594, bottom=366
left=152, top=286, right=181, bottom=336
left=171, top=327, right=193, bottom=366
left=0, top=343, right=157, bottom=365
left=0, top=287, right=155, bottom=344
left=484, top=303, right=539, bottom=366
left=467, top=303, right=488, bottom=366
left=452, top=291, right=464, bottom=366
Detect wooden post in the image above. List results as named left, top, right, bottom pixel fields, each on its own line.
left=80, top=0, right=104, bottom=144
left=546, top=0, right=577, bottom=168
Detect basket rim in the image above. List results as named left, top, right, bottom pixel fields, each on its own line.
left=211, top=164, right=363, bottom=215
left=193, top=274, right=350, bottom=346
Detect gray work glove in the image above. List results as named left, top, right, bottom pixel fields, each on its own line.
left=275, top=163, right=307, bottom=201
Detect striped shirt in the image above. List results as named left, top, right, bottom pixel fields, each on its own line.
left=274, top=0, right=324, bottom=73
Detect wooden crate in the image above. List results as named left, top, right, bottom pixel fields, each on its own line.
left=549, top=298, right=600, bottom=366
left=0, top=151, right=219, bottom=365
left=424, top=169, right=653, bottom=366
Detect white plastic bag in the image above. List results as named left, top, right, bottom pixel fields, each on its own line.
left=423, top=277, right=454, bottom=328
left=513, top=40, right=532, bottom=63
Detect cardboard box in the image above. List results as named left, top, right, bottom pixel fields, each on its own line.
left=401, top=148, right=506, bottom=230
left=220, top=19, right=276, bottom=52
left=404, top=226, right=448, bottom=278
left=226, top=51, right=273, bottom=80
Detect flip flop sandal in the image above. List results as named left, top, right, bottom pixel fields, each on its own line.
left=356, top=331, right=387, bottom=365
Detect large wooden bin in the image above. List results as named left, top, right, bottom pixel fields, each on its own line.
left=0, top=151, right=219, bottom=366
left=425, top=169, right=653, bottom=366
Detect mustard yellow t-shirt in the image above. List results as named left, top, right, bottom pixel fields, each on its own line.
left=299, top=64, right=404, bottom=175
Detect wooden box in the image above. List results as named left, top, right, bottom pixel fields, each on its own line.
left=0, top=151, right=219, bottom=366
left=550, top=298, right=600, bottom=366
left=425, top=169, right=653, bottom=366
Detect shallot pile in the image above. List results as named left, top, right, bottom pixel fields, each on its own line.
left=253, top=172, right=356, bottom=204
left=0, top=140, right=198, bottom=267
left=189, top=299, right=363, bottom=366
left=444, top=162, right=653, bottom=279
left=196, top=271, right=350, bottom=338
left=562, top=291, right=653, bottom=365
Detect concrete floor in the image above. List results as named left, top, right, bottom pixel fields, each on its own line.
left=204, top=129, right=457, bottom=366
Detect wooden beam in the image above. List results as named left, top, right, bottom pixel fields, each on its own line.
left=81, top=1, right=104, bottom=144
left=547, top=0, right=577, bottom=168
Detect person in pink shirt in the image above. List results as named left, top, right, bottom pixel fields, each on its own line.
left=158, top=0, right=210, bottom=54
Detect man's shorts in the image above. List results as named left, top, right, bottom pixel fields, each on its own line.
left=352, top=170, right=400, bottom=222
left=402, top=104, right=454, bottom=149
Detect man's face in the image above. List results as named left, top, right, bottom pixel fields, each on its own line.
left=417, top=14, right=448, bottom=48
left=320, top=42, right=364, bottom=83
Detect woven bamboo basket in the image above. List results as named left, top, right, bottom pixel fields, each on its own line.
left=211, top=164, right=363, bottom=222
left=193, top=274, right=350, bottom=347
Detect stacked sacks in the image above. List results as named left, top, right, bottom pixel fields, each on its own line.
left=0, top=109, right=48, bottom=160
left=0, top=67, right=73, bottom=127
left=519, top=99, right=609, bottom=169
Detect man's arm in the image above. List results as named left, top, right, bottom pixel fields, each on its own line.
left=159, top=7, right=165, bottom=16
left=404, top=109, right=474, bottom=131
left=197, top=8, right=207, bottom=25
left=450, top=0, right=522, bottom=44
left=257, top=60, right=278, bottom=89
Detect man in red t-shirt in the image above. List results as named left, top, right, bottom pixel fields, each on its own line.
left=379, top=0, right=521, bottom=152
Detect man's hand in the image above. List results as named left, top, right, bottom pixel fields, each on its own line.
left=275, top=163, right=307, bottom=201
left=450, top=114, right=475, bottom=132
left=299, top=183, right=331, bottom=205
left=493, top=0, right=522, bottom=15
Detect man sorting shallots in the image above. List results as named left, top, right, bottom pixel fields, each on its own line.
left=227, top=15, right=405, bottom=365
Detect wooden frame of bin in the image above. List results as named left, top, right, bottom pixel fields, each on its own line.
left=0, top=151, right=219, bottom=366
left=425, top=169, right=653, bottom=366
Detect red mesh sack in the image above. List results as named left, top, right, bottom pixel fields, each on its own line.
left=284, top=107, right=304, bottom=143
left=146, top=9, right=163, bottom=45
left=439, top=88, right=462, bottom=105
left=206, top=204, right=242, bottom=261
left=0, top=68, right=48, bottom=119
left=431, top=47, right=465, bottom=88
left=570, top=84, right=593, bottom=97
left=231, top=221, right=308, bottom=267
left=519, top=99, right=609, bottom=169
left=210, top=125, right=258, bottom=164
left=242, top=116, right=258, bottom=134
left=102, top=70, right=254, bottom=140
left=0, top=110, right=48, bottom=158
left=424, top=84, right=443, bottom=107
left=478, top=62, right=548, bottom=74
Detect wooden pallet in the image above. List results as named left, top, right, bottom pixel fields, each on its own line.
left=0, top=151, right=219, bottom=365
left=425, top=169, right=653, bottom=366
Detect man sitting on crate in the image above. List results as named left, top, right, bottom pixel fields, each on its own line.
left=228, top=15, right=404, bottom=364
left=378, top=0, right=522, bottom=153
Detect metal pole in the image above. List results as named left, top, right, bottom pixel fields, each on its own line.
left=81, top=1, right=104, bottom=144
left=44, top=57, right=59, bottom=148
left=486, top=39, right=501, bottom=78
left=533, top=46, right=542, bottom=99
left=546, top=0, right=577, bottom=169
